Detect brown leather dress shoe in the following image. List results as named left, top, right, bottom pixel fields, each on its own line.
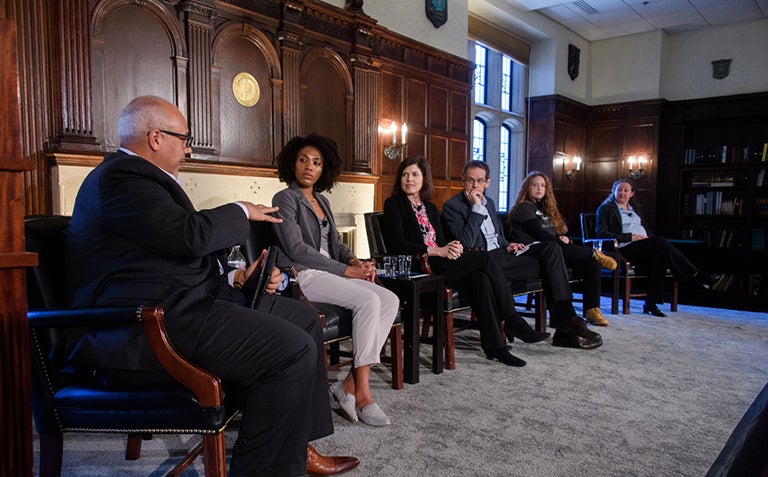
left=307, top=444, right=360, bottom=476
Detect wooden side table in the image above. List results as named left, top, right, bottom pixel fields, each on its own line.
left=379, top=274, right=444, bottom=384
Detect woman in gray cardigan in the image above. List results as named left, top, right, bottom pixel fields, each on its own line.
left=272, top=134, right=398, bottom=427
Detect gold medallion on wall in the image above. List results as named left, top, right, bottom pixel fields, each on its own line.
left=232, top=72, right=260, bottom=107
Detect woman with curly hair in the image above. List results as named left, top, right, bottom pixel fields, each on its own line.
left=271, top=133, right=399, bottom=427
left=509, top=171, right=617, bottom=326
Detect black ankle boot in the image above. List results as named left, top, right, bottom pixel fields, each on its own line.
left=643, top=303, right=667, bottom=317
left=484, top=347, right=526, bottom=367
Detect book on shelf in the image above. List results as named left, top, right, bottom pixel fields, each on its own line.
left=683, top=143, right=768, bottom=164
left=752, top=228, right=766, bottom=251
left=748, top=274, right=763, bottom=297
left=757, top=168, right=766, bottom=187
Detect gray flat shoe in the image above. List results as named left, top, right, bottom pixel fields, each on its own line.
left=356, top=402, right=391, bottom=426
left=329, top=381, right=358, bottom=423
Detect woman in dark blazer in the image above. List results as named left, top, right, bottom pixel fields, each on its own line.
left=272, top=134, right=398, bottom=427
left=596, top=179, right=718, bottom=316
left=382, top=156, right=601, bottom=367
left=509, top=171, right=617, bottom=326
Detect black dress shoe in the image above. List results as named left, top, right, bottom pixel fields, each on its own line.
left=554, top=315, right=602, bottom=343
left=642, top=303, right=667, bottom=317
left=484, top=347, right=527, bottom=367
left=518, top=330, right=551, bottom=343
left=552, top=329, right=602, bottom=349
left=504, top=321, right=550, bottom=344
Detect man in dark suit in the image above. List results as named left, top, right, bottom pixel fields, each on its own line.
left=64, top=95, right=358, bottom=476
left=442, top=161, right=601, bottom=350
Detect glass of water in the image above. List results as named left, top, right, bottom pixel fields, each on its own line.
left=383, top=256, right=395, bottom=277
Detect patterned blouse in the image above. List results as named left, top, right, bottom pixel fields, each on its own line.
left=411, top=202, right=437, bottom=247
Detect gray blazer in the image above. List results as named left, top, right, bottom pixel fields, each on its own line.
left=272, top=182, right=355, bottom=276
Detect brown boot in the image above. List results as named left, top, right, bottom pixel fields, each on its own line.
left=593, top=249, right=617, bottom=270
left=586, top=307, right=609, bottom=326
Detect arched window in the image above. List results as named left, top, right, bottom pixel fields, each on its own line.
left=473, top=43, right=487, bottom=105
left=501, top=55, right=512, bottom=112
left=472, top=118, right=486, bottom=162
left=498, top=124, right=511, bottom=210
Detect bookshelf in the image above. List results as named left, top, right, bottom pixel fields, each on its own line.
left=659, top=92, right=768, bottom=311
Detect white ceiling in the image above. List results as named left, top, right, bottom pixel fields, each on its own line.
left=500, top=0, right=768, bottom=41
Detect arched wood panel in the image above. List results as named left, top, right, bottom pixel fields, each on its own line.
left=91, top=1, right=185, bottom=148
left=300, top=47, right=352, bottom=166
left=213, top=30, right=278, bottom=165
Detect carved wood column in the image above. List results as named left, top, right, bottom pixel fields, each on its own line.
left=182, top=0, right=216, bottom=154
left=349, top=21, right=379, bottom=174
left=0, top=17, right=37, bottom=477
left=54, top=0, right=98, bottom=151
left=6, top=0, right=56, bottom=214
left=278, top=0, right=305, bottom=142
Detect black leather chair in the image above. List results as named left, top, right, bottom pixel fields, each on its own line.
left=26, top=215, right=241, bottom=477
left=242, top=220, right=403, bottom=390
left=580, top=212, right=678, bottom=314
left=364, top=211, right=545, bottom=370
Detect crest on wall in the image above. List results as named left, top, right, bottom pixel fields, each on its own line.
left=568, top=44, right=580, bottom=81
left=426, top=0, right=447, bottom=28
left=712, top=59, right=732, bottom=80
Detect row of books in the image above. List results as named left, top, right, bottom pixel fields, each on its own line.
left=756, top=197, right=768, bottom=216
left=682, top=191, right=743, bottom=215
left=681, top=228, right=743, bottom=248
left=682, top=143, right=768, bottom=165
left=757, top=168, right=767, bottom=187
left=753, top=228, right=767, bottom=250
left=710, top=273, right=743, bottom=293
left=689, top=174, right=737, bottom=188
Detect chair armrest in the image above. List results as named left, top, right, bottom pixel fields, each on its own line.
left=28, top=305, right=223, bottom=408
left=27, top=306, right=140, bottom=328
left=139, top=306, right=223, bottom=407
left=583, top=238, right=618, bottom=251
left=417, top=254, right=433, bottom=275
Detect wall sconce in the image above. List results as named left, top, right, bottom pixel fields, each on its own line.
left=566, top=155, right=582, bottom=179
left=627, top=155, right=647, bottom=179
left=382, top=120, right=407, bottom=160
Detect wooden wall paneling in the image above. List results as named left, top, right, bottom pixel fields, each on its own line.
left=449, top=90, right=468, bottom=135
left=406, top=77, right=427, bottom=129
left=213, top=26, right=277, bottom=165
left=428, top=134, right=448, bottom=180
left=379, top=68, right=404, bottom=175
left=526, top=96, right=556, bottom=178
left=56, top=0, right=98, bottom=151
left=8, top=0, right=57, bottom=215
left=448, top=138, right=467, bottom=181
left=0, top=17, right=36, bottom=477
left=351, top=66, right=378, bottom=174
left=428, top=85, right=448, bottom=133
left=300, top=47, right=352, bottom=167
left=91, top=1, right=186, bottom=150
left=183, top=1, right=216, bottom=154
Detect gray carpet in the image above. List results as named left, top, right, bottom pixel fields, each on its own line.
left=34, top=298, right=768, bottom=476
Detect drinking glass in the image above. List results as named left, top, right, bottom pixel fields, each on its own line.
left=383, top=256, right=395, bottom=277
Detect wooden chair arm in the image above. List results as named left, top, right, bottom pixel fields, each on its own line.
left=139, top=305, right=223, bottom=408
left=417, top=253, right=454, bottom=300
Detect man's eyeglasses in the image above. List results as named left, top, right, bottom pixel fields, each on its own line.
left=463, top=178, right=488, bottom=185
left=157, top=129, right=194, bottom=148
